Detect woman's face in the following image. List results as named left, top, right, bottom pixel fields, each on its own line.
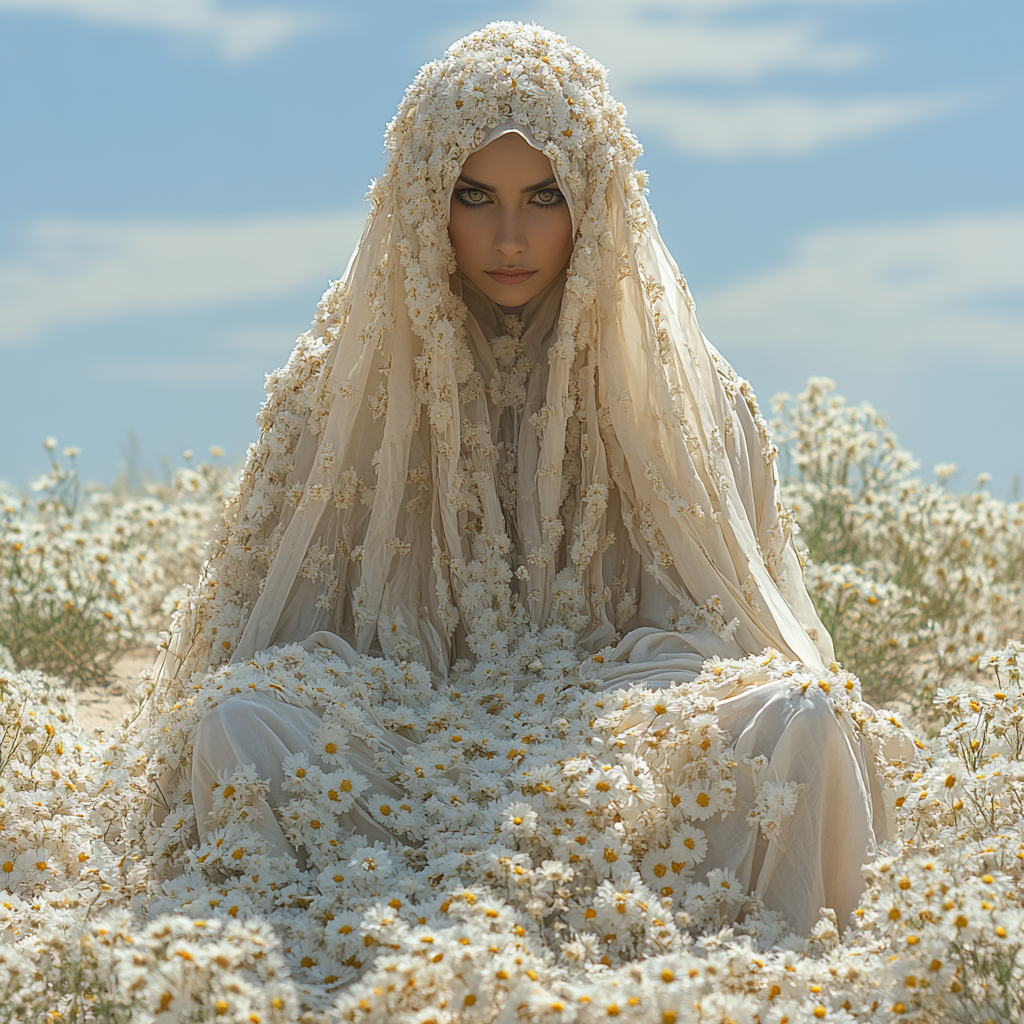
left=448, top=132, right=574, bottom=306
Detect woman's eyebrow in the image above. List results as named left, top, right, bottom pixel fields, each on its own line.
left=456, top=174, right=495, bottom=191
left=456, top=174, right=558, bottom=194
left=521, top=176, right=557, bottom=193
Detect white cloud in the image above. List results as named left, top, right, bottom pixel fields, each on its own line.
left=642, top=0, right=894, bottom=10
left=95, top=326, right=301, bottom=383
left=697, top=212, right=1024, bottom=360
left=628, top=92, right=960, bottom=156
left=97, top=356, right=272, bottom=385
left=541, top=0, right=872, bottom=85
left=438, top=0, right=958, bottom=158
left=0, top=211, right=367, bottom=344
left=0, top=0, right=318, bottom=60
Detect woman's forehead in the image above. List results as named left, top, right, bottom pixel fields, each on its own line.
left=459, top=133, right=553, bottom=183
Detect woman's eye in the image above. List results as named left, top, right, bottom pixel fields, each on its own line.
left=533, top=189, right=563, bottom=206
left=457, top=189, right=489, bottom=205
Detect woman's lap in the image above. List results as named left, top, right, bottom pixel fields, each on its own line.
left=190, top=654, right=881, bottom=932
left=192, top=691, right=404, bottom=855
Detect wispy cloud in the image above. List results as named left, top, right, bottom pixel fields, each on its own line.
left=0, top=211, right=367, bottom=344
left=629, top=92, right=961, bottom=157
left=698, top=212, right=1024, bottom=359
left=543, top=0, right=872, bottom=85
left=630, top=0, right=895, bottom=11
left=448, top=0, right=964, bottom=158
left=97, top=356, right=274, bottom=385
left=0, top=0, right=318, bottom=60
left=95, top=326, right=302, bottom=384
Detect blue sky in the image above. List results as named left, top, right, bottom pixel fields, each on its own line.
left=1, top=0, right=1021, bottom=494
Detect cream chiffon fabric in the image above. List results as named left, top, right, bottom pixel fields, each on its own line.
left=169, top=24, right=890, bottom=936
left=188, top=271, right=887, bottom=933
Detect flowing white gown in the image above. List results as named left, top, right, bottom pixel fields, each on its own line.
left=156, top=24, right=900, bottom=938
left=191, top=632, right=890, bottom=934
left=187, top=277, right=892, bottom=934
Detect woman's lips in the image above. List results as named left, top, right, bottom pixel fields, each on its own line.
left=485, top=268, right=538, bottom=286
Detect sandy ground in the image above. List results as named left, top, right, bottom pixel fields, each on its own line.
left=74, top=647, right=153, bottom=735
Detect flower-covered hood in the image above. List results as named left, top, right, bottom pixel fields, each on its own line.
left=151, top=21, right=832, bottom=702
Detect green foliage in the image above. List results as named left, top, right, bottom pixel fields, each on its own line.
left=773, top=378, right=1024, bottom=714
left=0, top=445, right=233, bottom=688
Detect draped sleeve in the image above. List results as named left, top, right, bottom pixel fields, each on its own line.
left=709, top=347, right=835, bottom=665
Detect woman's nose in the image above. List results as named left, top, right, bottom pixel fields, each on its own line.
left=494, top=210, right=527, bottom=257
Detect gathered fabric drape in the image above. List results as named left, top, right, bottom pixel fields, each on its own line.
left=149, top=24, right=831, bottom=697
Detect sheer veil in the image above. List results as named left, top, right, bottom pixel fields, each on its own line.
left=149, top=22, right=832, bottom=724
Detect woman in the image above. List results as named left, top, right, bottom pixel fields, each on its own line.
left=142, top=22, right=895, bottom=940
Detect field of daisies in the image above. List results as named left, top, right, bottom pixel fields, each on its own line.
left=1, top=377, right=1022, bottom=1024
